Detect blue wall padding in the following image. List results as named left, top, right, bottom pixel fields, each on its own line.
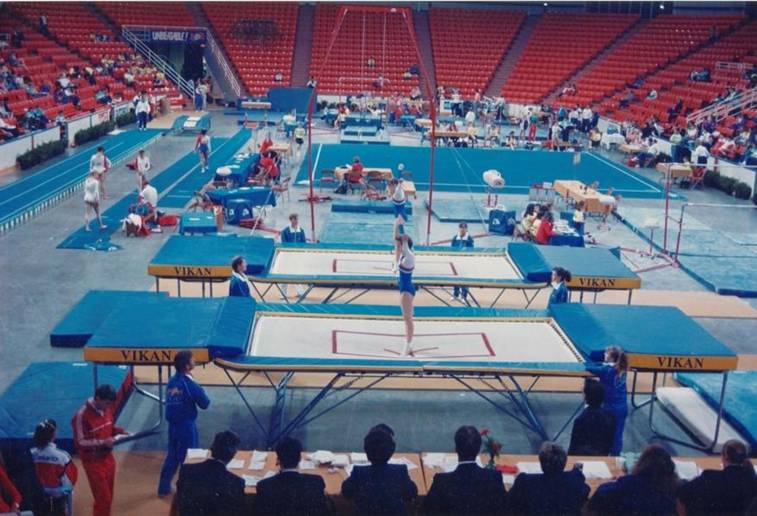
left=0, top=362, right=132, bottom=454
left=151, top=235, right=275, bottom=275
left=331, top=200, right=413, bottom=216
left=86, top=297, right=255, bottom=359
left=268, top=87, right=312, bottom=113
left=551, top=304, right=736, bottom=363
left=50, top=290, right=168, bottom=348
left=675, top=371, right=757, bottom=448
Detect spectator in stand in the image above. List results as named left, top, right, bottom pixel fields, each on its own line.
left=0, top=451, right=22, bottom=515
left=677, top=439, right=756, bottom=515
left=71, top=384, right=130, bottom=516
left=692, top=140, right=710, bottom=168
left=158, top=350, right=210, bottom=497
left=423, top=426, right=508, bottom=515
left=174, top=431, right=245, bottom=516
left=586, top=346, right=628, bottom=455
left=0, top=117, right=20, bottom=139
left=254, top=437, right=332, bottom=516
left=508, top=441, right=589, bottom=515
left=95, top=88, right=112, bottom=105
left=11, top=30, right=24, bottom=48
left=342, top=425, right=418, bottom=514
left=588, top=444, right=679, bottom=515
left=31, top=418, right=79, bottom=516
left=57, top=73, right=71, bottom=90
left=568, top=379, right=615, bottom=456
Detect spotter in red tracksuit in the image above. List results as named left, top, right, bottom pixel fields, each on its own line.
left=71, top=385, right=128, bottom=516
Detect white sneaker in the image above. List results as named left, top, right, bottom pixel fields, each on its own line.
left=449, top=295, right=459, bottom=302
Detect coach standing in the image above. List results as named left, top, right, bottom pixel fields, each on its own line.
left=158, top=350, right=210, bottom=497
left=71, top=384, right=129, bottom=516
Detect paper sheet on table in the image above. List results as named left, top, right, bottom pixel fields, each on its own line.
left=503, top=475, right=516, bottom=485
left=226, top=459, right=245, bottom=470
left=674, top=460, right=700, bottom=480
left=298, top=460, right=316, bottom=471
left=389, top=457, right=418, bottom=470
left=251, top=450, right=268, bottom=463
left=242, top=470, right=275, bottom=487
left=345, top=464, right=354, bottom=477
left=580, top=461, right=613, bottom=480
left=310, top=450, right=335, bottom=464
left=351, top=452, right=369, bottom=465
left=332, top=454, right=350, bottom=467
left=422, top=453, right=448, bottom=469
left=186, top=449, right=208, bottom=460
left=516, top=462, right=542, bottom=474
left=249, top=462, right=266, bottom=471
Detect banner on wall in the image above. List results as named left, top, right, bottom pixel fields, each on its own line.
left=149, top=29, right=206, bottom=44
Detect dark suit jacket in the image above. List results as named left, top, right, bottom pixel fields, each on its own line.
left=422, top=463, right=507, bottom=516
left=677, top=465, right=757, bottom=515
left=507, top=468, right=589, bottom=515
left=341, top=463, right=418, bottom=515
left=175, top=459, right=245, bottom=516
left=254, top=470, right=331, bottom=516
left=588, top=474, right=675, bottom=515
left=568, top=406, right=615, bottom=456
left=229, top=274, right=251, bottom=297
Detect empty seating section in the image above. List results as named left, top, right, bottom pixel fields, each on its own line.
left=95, top=2, right=196, bottom=28
left=571, top=15, right=743, bottom=112
left=310, top=5, right=416, bottom=96
left=14, top=2, right=131, bottom=62
left=430, top=8, right=524, bottom=97
left=609, top=20, right=757, bottom=126
left=202, top=2, right=298, bottom=96
left=502, top=14, right=637, bottom=104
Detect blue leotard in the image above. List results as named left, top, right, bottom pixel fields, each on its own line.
left=398, top=240, right=415, bottom=296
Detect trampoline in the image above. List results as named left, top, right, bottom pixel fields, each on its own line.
left=148, top=236, right=641, bottom=307
left=67, top=292, right=736, bottom=448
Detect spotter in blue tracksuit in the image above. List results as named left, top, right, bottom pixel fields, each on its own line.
left=158, top=351, right=210, bottom=496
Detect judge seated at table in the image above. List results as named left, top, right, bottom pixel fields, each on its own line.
left=508, top=441, right=590, bottom=515
left=568, top=379, right=615, bottom=456
left=422, top=425, right=508, bottom=515
left=254, top=437, right=332, bottom=516
left=534, top=211, right=557, bottom=245
left=338, top=156, right=365, bottom=193
left=342, top=425, right=418, bottom=515
left=173, top=431, right=245, bottom=516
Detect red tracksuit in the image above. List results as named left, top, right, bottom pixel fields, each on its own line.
left=0, top=465, right=21, bottom=513
left=71, top=399, right=124, bottom=516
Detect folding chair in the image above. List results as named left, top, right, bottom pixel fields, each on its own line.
left=271, top=177, right=291, bottom=202
left=690, top=167, right=705, bottom=189
left=319, top=168, right=336, bottom=192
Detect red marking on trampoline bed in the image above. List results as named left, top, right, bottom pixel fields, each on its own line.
left=332, top=329, right=494, bottom=359
left=332, top=258, right=458, bottom=276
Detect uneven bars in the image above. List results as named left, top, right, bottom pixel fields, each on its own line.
left=673, top=202, right=757, bottom=261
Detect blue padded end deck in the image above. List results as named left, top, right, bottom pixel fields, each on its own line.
left=508, top=242, right=552, bottom=282
left=86, top=296, right=255, bottom=360
left=0, top=362, right=133, bottom=455
left=50, top=290, right=168, bottom=348
left=675, top=371, right=757, bottom=448
left=151, top=235, right=275, bottom=275
left=551, top=304, right=736, bottom=364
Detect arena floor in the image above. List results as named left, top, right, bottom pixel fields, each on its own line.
left=0, top=107, right=756, bottom=458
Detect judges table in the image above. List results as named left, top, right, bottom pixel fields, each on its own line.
left=334, top=166, right=394, bottom=181
left=656, top=162, right=693, bottom=181
left=554, top=180, right=609, bottom=214
left=618, top=143, right=643, bottom=154
left=180, top=449, right=743, bottom=514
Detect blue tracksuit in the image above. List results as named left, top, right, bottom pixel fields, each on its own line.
left=281, top=225, right=306, bottom=243
left=586, top=363, right=627, bottom=455
left=451, top=233, right=473, bottom=299
left=229, top=273, right=251, bottom=297
left=548, top=282, right=569, bottom=306
left=158, top=372, right=210, bottom=495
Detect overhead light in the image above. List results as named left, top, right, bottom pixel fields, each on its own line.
left=659, top=3, right=665, bottom=9
left=543, top=2, right=548, bottom=5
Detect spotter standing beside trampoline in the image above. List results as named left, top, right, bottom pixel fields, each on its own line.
left=158, top=350, right=210, bottom=497
left=451, top=223, right=474, bottom=303
left=548, top=267, right=571, bottom=306
left=195, top=129, right=211, bottom=173
left=394, top=217, right=416, bottom=356
left=229, top=256, right=252, bottom=298
left=586, top=346, right=629, bottom=455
